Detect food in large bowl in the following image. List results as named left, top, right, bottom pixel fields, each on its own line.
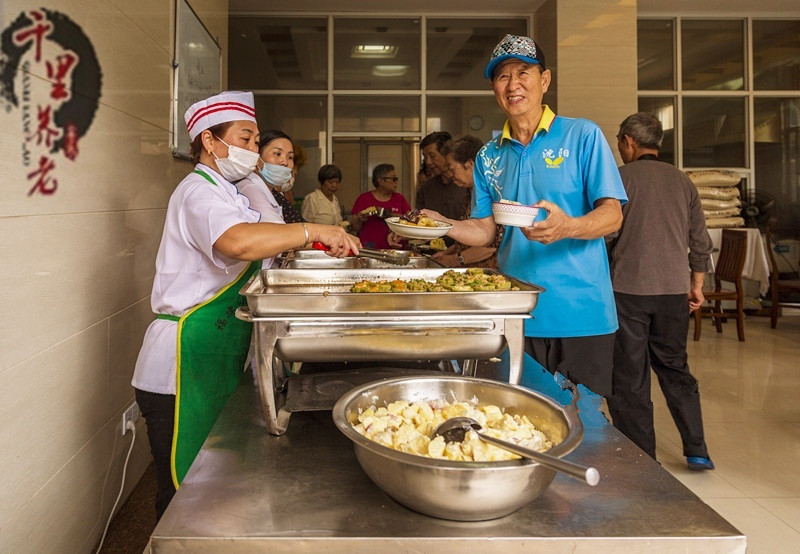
left=332, top=375, right=584, bottom=521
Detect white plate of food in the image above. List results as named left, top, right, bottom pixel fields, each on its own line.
left=386, top=216, right=452, bottom=240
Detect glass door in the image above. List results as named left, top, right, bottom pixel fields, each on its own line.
left=332, top=137, right=420, bottom=217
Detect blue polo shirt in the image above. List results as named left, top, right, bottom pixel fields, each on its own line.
left=472, top=106, right=627, bottom=338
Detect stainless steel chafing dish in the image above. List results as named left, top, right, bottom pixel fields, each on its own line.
left=276, top=249, right=442, bottom=269
left=237, top=268, right=544, bottom=435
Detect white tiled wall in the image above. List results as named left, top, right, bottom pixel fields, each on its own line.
left=0, top=0, right=226, bottom=551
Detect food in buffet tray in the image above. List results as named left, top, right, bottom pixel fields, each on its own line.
left=428, top=237, right=446, bottom=250
left=350, top=268, right=519, bottom=293
left=352, top=400, right=553, bottom=461
left=397, top=209, right=444, bottom=228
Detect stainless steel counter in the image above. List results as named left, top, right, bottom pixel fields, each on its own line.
left=148, top=371, right=745, bottom=553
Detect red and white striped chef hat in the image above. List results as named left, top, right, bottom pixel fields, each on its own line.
left=184, top=91, right=256, bottom=141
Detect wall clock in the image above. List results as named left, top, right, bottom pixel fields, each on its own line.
left=468, top=115, right=484, bottom=131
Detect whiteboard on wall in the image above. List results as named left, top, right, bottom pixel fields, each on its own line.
left=172, top=0, right=221, bottom=159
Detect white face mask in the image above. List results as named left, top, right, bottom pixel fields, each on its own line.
left=212, top=136, right=260, bottom=182
left=258, top=161, right=295, bottom=191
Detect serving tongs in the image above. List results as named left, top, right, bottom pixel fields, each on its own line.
left=408, top=243, right=445, bottom=267
left=312, top=242, right=411, bottom=266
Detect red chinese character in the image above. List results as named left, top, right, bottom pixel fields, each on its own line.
left=46, top=53, right=77, bottom=101
left=63, top=123, right=80, bottom=160
left=12, top=11, right=52, bottom=63
left=27, top=156, right=59, bottom=195
left=29, top=105, right=61, bottom=148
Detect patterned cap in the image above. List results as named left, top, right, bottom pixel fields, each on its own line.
left=184, top=91, right=256, bottom=141
left=484, top=34, right=545, bottom=79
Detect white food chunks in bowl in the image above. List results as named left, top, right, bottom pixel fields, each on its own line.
left=352, top=400, right=553, bottom=462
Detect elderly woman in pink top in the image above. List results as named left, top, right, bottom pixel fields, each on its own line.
left=350, top=163, right=411, bottom=249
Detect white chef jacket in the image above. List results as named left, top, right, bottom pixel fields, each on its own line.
left=132, top=164, right=262, bottom=395
left=301, top=188, right=342, bottom=225
left=236, top=171, right=287, bottom=268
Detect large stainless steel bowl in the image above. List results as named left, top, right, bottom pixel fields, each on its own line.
left=332, top=375, right=584, bottom=521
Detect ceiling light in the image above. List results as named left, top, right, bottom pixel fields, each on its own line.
left=352, top=44, right=397, bottom=58
left=372, top=65, right=409, bottom=77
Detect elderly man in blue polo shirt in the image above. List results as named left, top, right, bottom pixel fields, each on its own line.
left=424, top=35, right=627, bottom=397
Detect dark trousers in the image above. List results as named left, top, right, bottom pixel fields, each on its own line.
left=607, top=292, right=709, bottom=460
left=135, top=388, right=176, bottom=521
left=525, top=333, right=615, bottom=397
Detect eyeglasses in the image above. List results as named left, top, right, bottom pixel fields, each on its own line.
left=383, top=176, right=399, bottom=182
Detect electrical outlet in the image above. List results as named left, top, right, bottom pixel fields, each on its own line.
left=122, top=402, right=140, bottom=436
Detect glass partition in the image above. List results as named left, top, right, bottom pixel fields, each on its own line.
left=332, top=138, right=418, bottom=214
left=753, top=20, right=800, bottom=91
left=637, top=97, right=676, bottom=165
left=228, top=17, right=327, bottom=90
left=754, top=97, right=800, bottom=236
left=334, top=18, right=420, bottom=90
left=637, top=19, right=674, bottom=91
left=682, top=97, right=746, bottom=167
left=426, top=18, right=527, bottom=90
left=681, top=20, right=744, bottom=91
left=426, top=96, right=506, bottom=143
left=334, top=96, right=420, bottom=133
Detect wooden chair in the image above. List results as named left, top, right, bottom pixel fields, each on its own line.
left=694, top=229, right=747, bottom=341
left=765, top=229, right=800, bottom=329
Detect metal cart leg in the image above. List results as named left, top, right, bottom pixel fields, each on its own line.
left=461, top=359, right=478, bottom=377
left=505, top=318, right=525, bottom=385
left=253, top=322, right=292, bottom=435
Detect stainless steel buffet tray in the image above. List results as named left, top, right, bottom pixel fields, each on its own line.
left=278, top=257, right=441, bottom=269
left=241, top=268, right=544, bottom=316
left=276, top=250, right=441, bottom=269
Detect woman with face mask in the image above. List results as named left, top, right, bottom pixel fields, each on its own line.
left=239, top=129, right=304, bottom=224
left=131, top=92, right=360, bottom=522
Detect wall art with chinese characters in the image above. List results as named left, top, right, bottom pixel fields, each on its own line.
left=0, top=8, right=102, bottom=196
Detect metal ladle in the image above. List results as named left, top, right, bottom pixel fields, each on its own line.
left=433, top=416, right=600, bottom=486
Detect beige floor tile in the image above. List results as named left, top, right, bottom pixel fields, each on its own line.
left=655, top=438, right=747, bottom=499
left=699, top=420, right=800, bottom=497
left=649, top=314, right=800, bottom=550
left=754, top=497, right=800, bottom=534
left=703, top=498, right=800, bottom=554
left=653, top=386, right=778, bottom=425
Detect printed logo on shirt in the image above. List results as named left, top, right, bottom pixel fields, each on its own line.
left=479, top=150, right=506, bottom=200
left=542, top=147, right=569, bottom=169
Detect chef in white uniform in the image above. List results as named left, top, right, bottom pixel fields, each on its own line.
left=131, top=91, right=360, bottom=521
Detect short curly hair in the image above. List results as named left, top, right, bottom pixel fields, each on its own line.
left=371, top=163, right=395, bottom=188
left=318, top=164, right=342, bottom=183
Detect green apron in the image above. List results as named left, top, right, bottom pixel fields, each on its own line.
left=166, top=169, right=260, bottom=488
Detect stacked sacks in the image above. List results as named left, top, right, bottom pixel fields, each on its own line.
left=686, top=170, right=744, bottom=228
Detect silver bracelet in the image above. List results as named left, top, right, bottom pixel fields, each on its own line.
left=301, top=223, right=310, bottom=248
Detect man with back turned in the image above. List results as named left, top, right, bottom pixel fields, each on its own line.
left=606, top=112, right=715, bottom=471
